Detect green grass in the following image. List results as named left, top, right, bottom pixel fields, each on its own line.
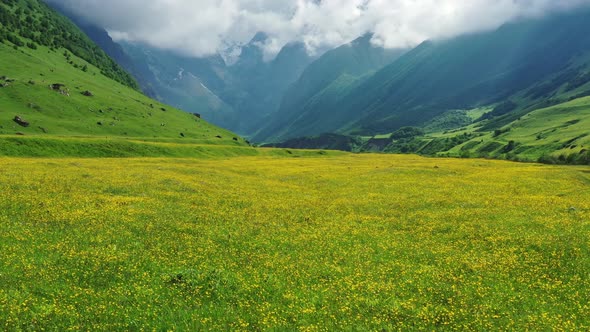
left=446, top=97, right=590, bottom=162
left=0, top=154, right=589, bottom=330
left=1, top=6, right=589, bottom=330
left=0, top=43, right=244, bottom=146
left=0, top=0, right=138, bottom=89
left=466, top=107, right=491, bottom=120
left=0, top=135, right=346, bottom=158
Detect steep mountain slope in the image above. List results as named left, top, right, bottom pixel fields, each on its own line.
left=0, top=43, right=239, bottom=141
left=345, top=9, right=590, bottom=135
left=224, top=34, right=315, bottom=134
left=112, top=32, right=313, bottom=136
left=255, top=34, right=406, bottom=141
left=47, top=4, right=316, bottom=136
left=0, top=0, right=247, bottom=155
left=0, top=0, right=137, bottom=89
left=120, top=42, right=238, bottom=129
left=50, top=0, right=231, bottom=117
left=258, top=8, right=590, bottom=143
left=46, top=4, right=159, bottom=98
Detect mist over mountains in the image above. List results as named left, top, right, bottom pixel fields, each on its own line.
left=45, top=0, right=590, bottom=60
left=39, top=0, right=590, bottom=163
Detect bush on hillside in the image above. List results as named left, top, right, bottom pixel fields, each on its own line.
left=390, top=127, right=425, bottom=140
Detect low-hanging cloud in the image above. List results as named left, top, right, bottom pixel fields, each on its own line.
left=45, top=0, right=590, bottom=60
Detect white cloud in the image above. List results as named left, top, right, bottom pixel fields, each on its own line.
left=46, top=0, right=590, bottom=59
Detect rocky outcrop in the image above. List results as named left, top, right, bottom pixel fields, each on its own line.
left=13, top=116, right=30, bottom=127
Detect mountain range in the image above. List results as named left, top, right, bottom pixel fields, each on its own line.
left=52, top=5, right=316, bottom=135
left=259, top=8, right=590, bottom=163
left=2, top=0, right=589, bottom=164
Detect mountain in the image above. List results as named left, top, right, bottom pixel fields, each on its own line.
left=0, top=0, right=247, bottom=155
left=52, top=11, right=316, bottom=136
left=223, top=34, right=315, bottom=134
left=118, top=36, right=314, bottom=135
left=252, top=8, right=590, bottom=163
left=45, top=3, right=240, bottom=130
left=263, top=8, right=590, bottom=142
left=346, top=10, right=590, bottom=135
left=27, top=0, right=589, bottom=164
left=254, top=34, right=407, bottom=141
left=119, top=42, right=238, bottom=129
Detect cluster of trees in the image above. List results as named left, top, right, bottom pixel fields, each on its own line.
left=0, top=0, right=138, bottom=90
left=389, top=126, right=425, bottom=140
left=538, top=150, right=590, bottom=165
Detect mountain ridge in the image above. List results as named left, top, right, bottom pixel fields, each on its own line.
left=254, top=33, right=407, bottom=141
left=19, top=1, right=590, bottom=164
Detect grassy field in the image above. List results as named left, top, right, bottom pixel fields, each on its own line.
left=1, top=153, right=589, bottom=330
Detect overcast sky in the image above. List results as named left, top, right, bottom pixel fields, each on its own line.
left=46, top=0, right=590, bottom=59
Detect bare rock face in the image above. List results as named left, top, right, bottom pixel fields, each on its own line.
left=13, top=116, right=30, bottom=127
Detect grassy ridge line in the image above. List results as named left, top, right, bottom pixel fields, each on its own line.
left=0, top=135, right=344, bottom=158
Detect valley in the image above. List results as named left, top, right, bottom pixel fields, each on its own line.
left=50, top=5, right=590, bottom=165
left=38, top=1, right=590, bottom=165
left=0, top=0, right=589, bottom=330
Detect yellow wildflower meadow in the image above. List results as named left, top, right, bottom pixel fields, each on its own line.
left=0, top=154, right=589, bottom=330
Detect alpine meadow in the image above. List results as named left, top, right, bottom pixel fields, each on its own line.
left=1, top=0, right=589, bottom=330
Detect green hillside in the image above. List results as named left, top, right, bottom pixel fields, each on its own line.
left=447, top=97, right=590, bottom=164
left=0, top=0, right=250, bottom=157
left=265, top=96, right=590, bottom=164
left=0, top=43, right=241, bottom=141
left=0, top=0, right=137, bottom=89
